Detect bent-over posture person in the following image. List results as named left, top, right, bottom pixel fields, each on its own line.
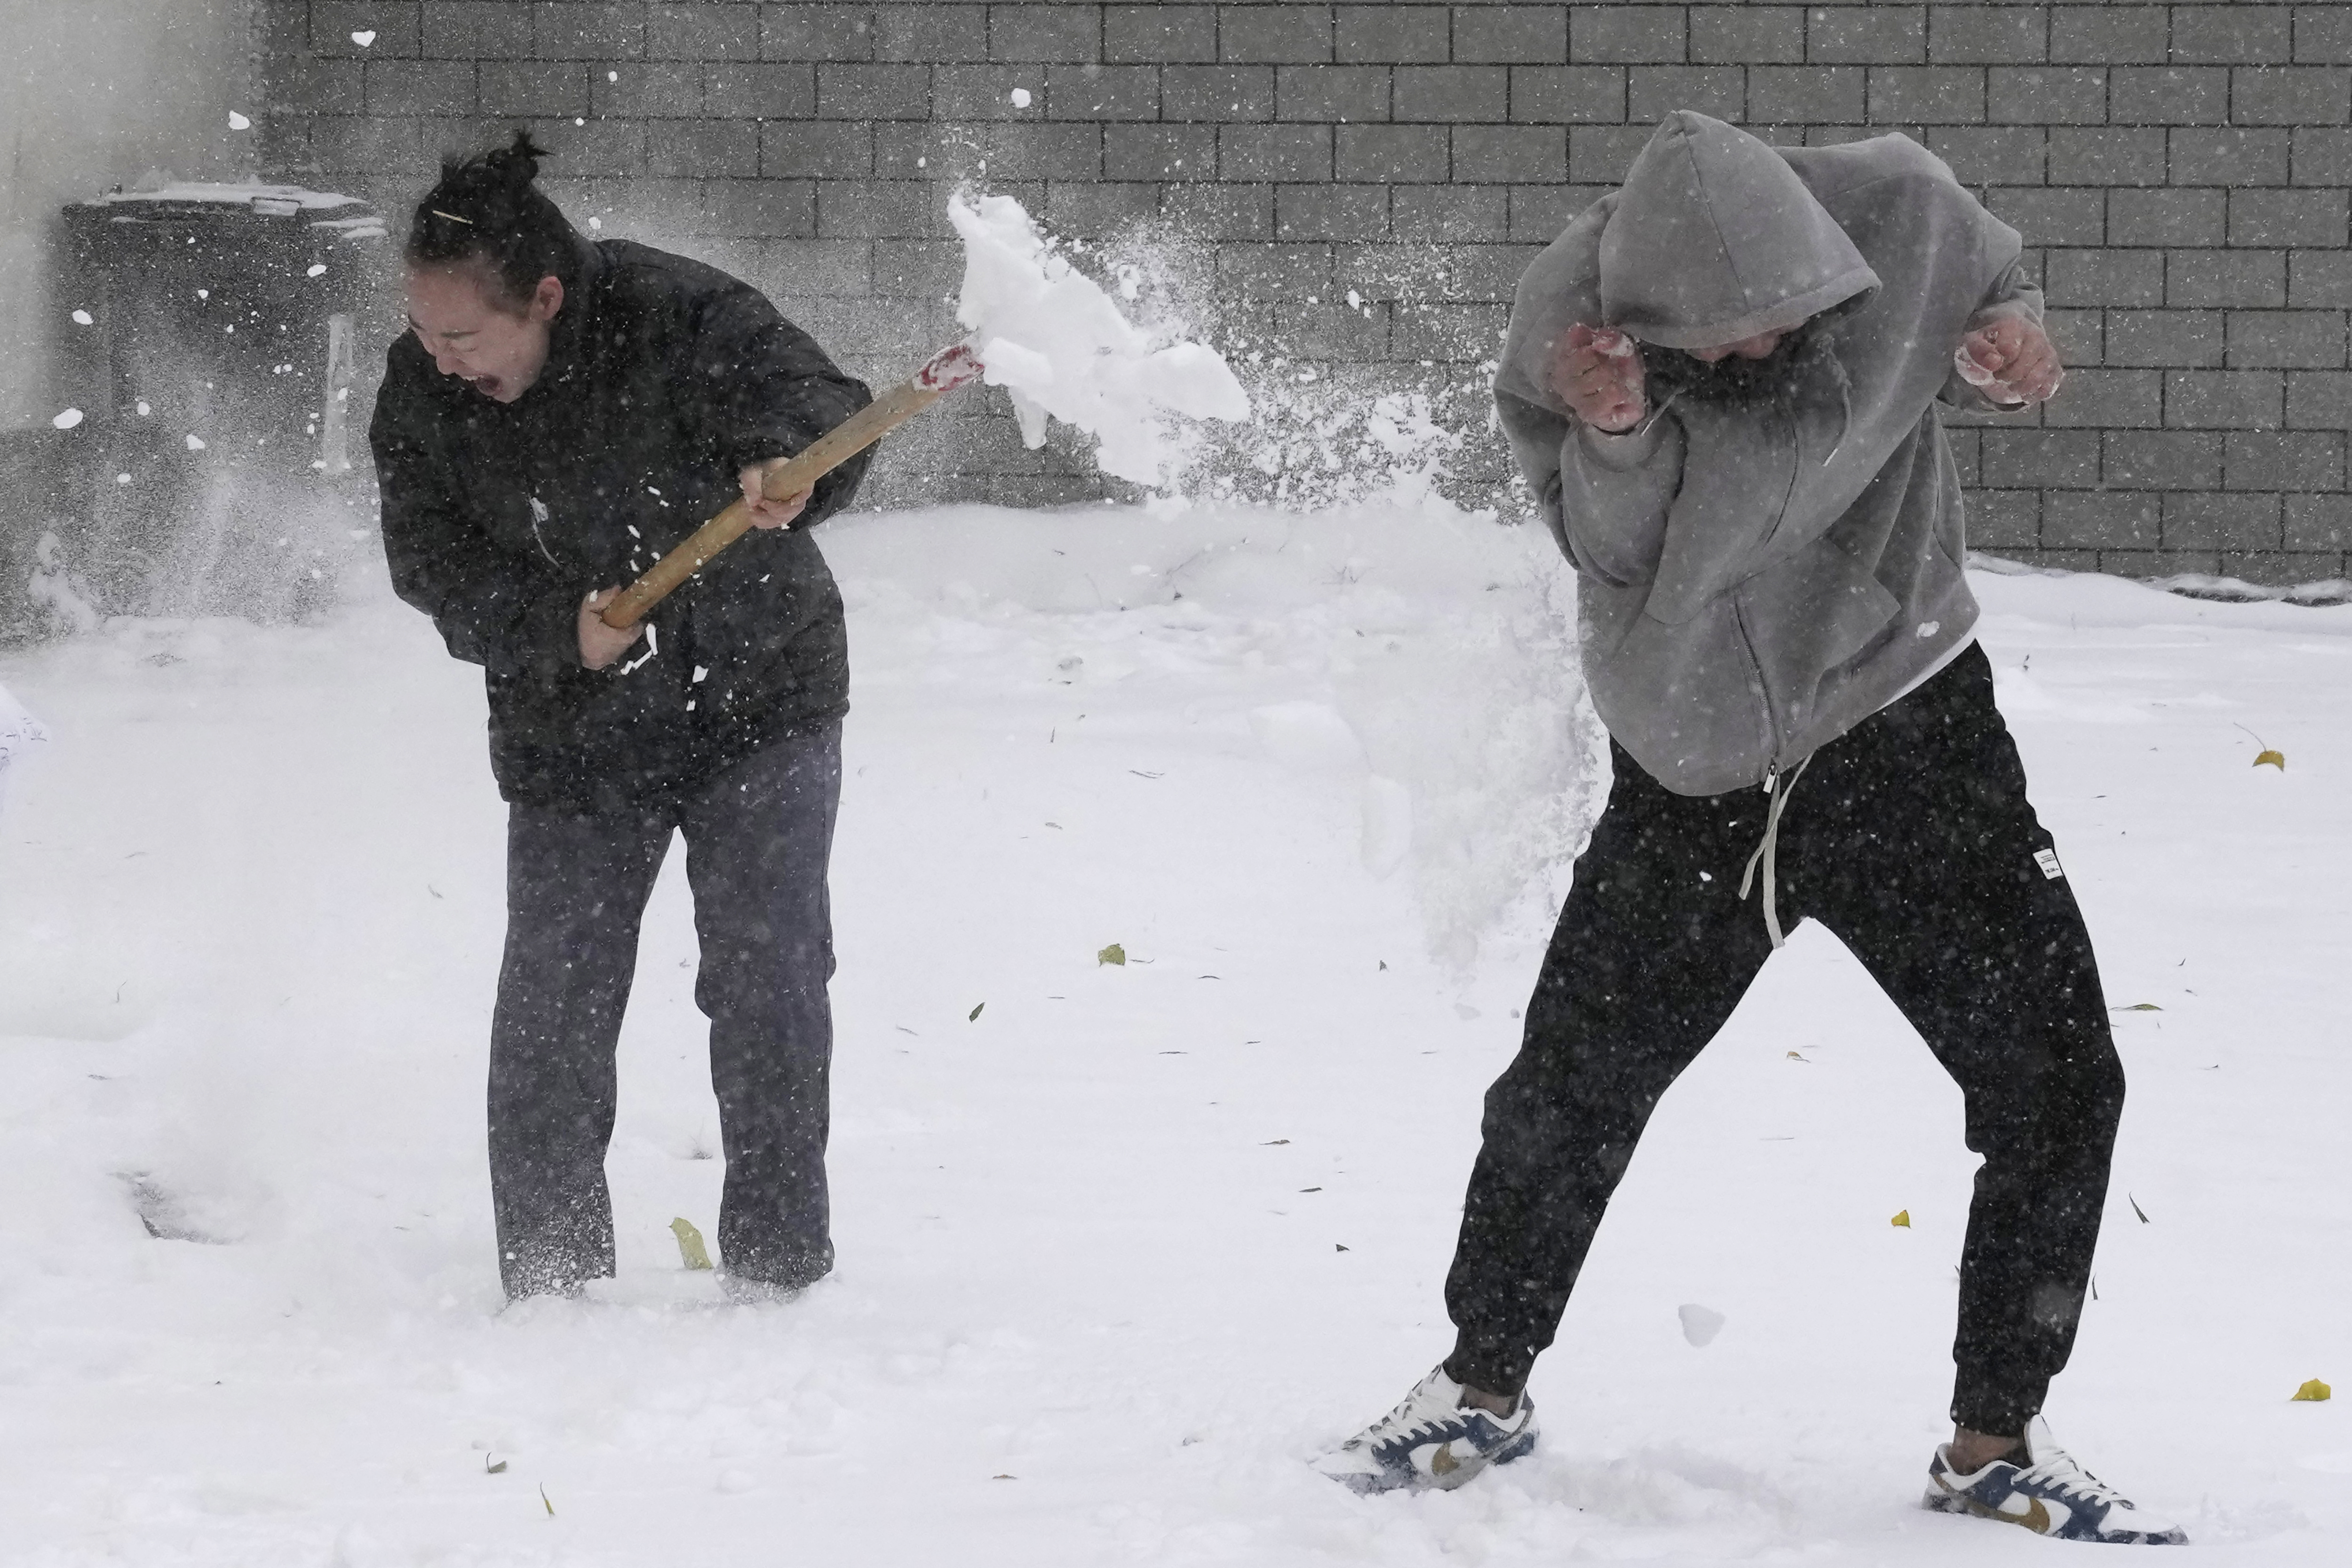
left=1316, top=112, right=2182, bottom=1546
left=371, top=135, right=874, bottom=1303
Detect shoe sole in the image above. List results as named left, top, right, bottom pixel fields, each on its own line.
left=1923, top=1484, right=2187, bottom=1544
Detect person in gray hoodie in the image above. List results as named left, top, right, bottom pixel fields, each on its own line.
left=1315, top=113, right=2182, bottom=1546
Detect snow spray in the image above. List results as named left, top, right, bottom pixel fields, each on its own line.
left=948, top=192, right=1250, bottom=489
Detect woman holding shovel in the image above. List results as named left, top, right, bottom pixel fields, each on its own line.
left=372, top=133, right=873, bottom=1303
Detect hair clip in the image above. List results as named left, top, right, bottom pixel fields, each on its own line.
left=430, top=209, right=475, bottom=225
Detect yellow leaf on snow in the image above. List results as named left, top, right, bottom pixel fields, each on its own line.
left=1891, top=1210, right=1911, bottom=1228
left=2292, top=1377, right=2331, bottom=1402
left=2254, top=749, right=2286, bottom=771
left=670, top=1216, right=713, bottom=1271
left=1098, top=942, right=1127, bottom=966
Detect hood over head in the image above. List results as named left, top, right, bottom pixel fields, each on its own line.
left=1600, top=112, right=1880, bottom=352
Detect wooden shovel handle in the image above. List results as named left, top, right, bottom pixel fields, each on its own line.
left=600, top=342, right=985, bottom=630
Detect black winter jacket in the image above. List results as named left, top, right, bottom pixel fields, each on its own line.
left=372, top=237, right=873, bottom=812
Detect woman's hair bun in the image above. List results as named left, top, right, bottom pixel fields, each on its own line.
left=405, top=130, right=579, bottom=310
left=477, top=130, right=547, bottom=189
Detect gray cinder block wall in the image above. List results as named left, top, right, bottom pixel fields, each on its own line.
left=254, top=2, right=2352, bottom=585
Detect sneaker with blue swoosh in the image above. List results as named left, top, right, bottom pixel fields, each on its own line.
left=1312, top=1365, right=1538, bottom=1495
left=1925, top=1416, right=2186, bottom=1544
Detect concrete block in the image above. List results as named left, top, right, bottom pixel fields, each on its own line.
left=2094, top=548, right=2221, bottom=577
left=2230, top=67, right=2351, bottom=127
left=2168, top=128, right=2291, bottom=188
left=1980, top=429, right=2099, bottom=488
left=2107, top=189, right=2226, bottom=248
left=2226, top=310, right=2349, bottom=369
left=2047, top=128, right=2163, bottom=188
left=1393, top=185, right=1509, bottom=242
left=969, top=121, right=1107, bottom=181
left=2171, top=6, right=2292, bottom=66
left=704, top=63, right=817, bottom=119
left=1570, top=125, right=1655, bottom=185
left=2105, top=310, right=2225, bottom=367
left=2164, top=370, right=2285, bottom=429
left=1808, top=6, right=1925, bottom=66
left=1692, top=7, right=1804, bottom=67
left=2217, top=550, right=2347, bottom=585
left=2290, top=250, right=2352, bottom=308
left=2049, top=5, right=2166, bottom=66
left=651, top=4, right=762, bottom=63
left=1511, top=183, right=1604, bottom=240
left=2286, top=494, right=2352, bottom=548
left=1105, top=125, right=1218, bottom=180
left=2224, top=431, right=2345, bottom=491
left=872, top=239, right=960, bottom=299
left=1986, top=66, right=2104, bottom=127
left=1164, top=181, right=1275, bottom=239
left=2110, top=68, right=2230, bottom=127
left=423, top=1, right=531, bottom=59
left=534, top=3, right=646, bottom=61
left=1105, top=5, right=1213, bottom=64
left=1337, top=124, right=1449, bottom=181
left=2044, top=308, right=2103, bottom=366
left=1748, top=66, right=1867, bottom=125
left=991, top=5, right=1102, bottom=64
left=872, top=124, right=950, bottom=180
left=2046, top=251, right=2160, bottom=311
left=761, top=4, right=876, bottom=63
left=266, top=56, right=367, bottom=115
left=2043, top=491, right=2161, bottom=549
left=875, top=7, right=990, bottom=64
left=1275, top=184, right=1393, bottom=241
left=369, top=60, right=478, bottom=118
left=2167, top=249, right=2287, bottom=308
left=651, top=119, right=758, bottom=178
left=1925, top=127, right=2046, bottom=186
left=1046, top=65, right=1160, bottom=121
left=316, top=2, right=420, bottom=58
left=1990, top=188, right=2104, bottom=247
left=310, top=115, right=427, bottom=175
left=1391, top=301, right=1509, bottom=361
left=2039, top=367, right=2163, bottom=427
left=1394, top=66, right=1511, bottom=123
left=2287, top=370, right=2352, bottom=429
left=2163, top=492, right=2281, bottom=549
left=1454, top=125, right=1568, bottom=184
left=758, top=238, right=873, bottom=297
left=482, top=60, right=593, bottom=118
left=1276, top=64, right=1392, bottom=122
left=1570, top=4, right=1684, bottom=65
left=1041, top=181, right=1160, bottom=239
left=817, top=179, right=938, bottom=239
left=2293, top=127, right=2352, bottom=186
left=1628, top=67, right=1747, bottom=126
left=1964, top=488, right=2038, bottom=550
left=1272, top=299, right=1392, bottom=361
left=1927, top=4, right=2045, bottom=65
left=1220, top=124, right=1335, bottom=183
left=1510, top=66, right=1630, bottom=124
left=2228, top=189, right=2350, bottom=248
left=817, top=63, right=932, bottom=119
left=1868, top=67, right=1985, bottom=125
left=1162, top=65, right=1276, bottom=121
left=2300, top=8, right=2352, bottom=67
left=1456, top=7, right=1567, bottom=65
left=521, top=117, right=647, bottom=178
left=593, top=63, right=705, bottom=118
left=1221, top=6, right=1335, bottom=65
left=1218, top=243, right=1335, bottom=302
left=931, top=66, right=1031, bottom=121
left=697, top=178, right=814, bottom=238
left=1335, top=5, right=1448, bottom=65
left=2103, top=430, right=2224, bottom=489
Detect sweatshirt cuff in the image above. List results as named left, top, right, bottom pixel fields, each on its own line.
left=1575, top=414, right=1670, bottom=471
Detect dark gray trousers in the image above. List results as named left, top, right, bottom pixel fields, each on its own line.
left=487, top=724, right=842, bottom=1299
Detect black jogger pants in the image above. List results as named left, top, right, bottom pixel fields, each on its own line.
left=1442, top=646, right=2125, bottom=1437
left=487, top=724, right=842, bottom=1300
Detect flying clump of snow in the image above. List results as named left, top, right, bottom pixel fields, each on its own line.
left=949, top=191, right=1251, bottom=490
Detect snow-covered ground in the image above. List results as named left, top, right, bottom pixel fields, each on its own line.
left=0, top=501, right=2344, bottom=1566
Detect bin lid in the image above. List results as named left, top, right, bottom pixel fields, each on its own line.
left=75, top=182, right=387, bottom=238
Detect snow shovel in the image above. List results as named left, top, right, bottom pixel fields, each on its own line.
left=599, top=342, right=985, bottom=630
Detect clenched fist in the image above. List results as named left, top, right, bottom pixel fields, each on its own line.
left=1955, top=317, right=2064, bottom=406
left=1549, top=323, right=1649, bottom=434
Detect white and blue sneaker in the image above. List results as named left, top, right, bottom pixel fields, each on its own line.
left=1925, top=1416, right=2186, bottom=1544
left=1313, top=1365, right=1538, bottom=1495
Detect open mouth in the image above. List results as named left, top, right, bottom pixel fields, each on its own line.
left=467, top=374, right=501, bottom=398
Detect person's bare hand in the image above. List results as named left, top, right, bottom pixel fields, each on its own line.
left=1549, top=323, right=1648, bottom=434
left=740, top=462, right=814, bottom=531
left=1956, top=317, right=2064, bottom=406
left=578, top=586, right=644, bottom=671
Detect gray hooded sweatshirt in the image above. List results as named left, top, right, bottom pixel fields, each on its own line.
left=1495, top=113, right=2040, bottom=797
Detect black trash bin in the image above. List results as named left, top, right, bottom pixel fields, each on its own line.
left=52, top=181, right=395, bottom=621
